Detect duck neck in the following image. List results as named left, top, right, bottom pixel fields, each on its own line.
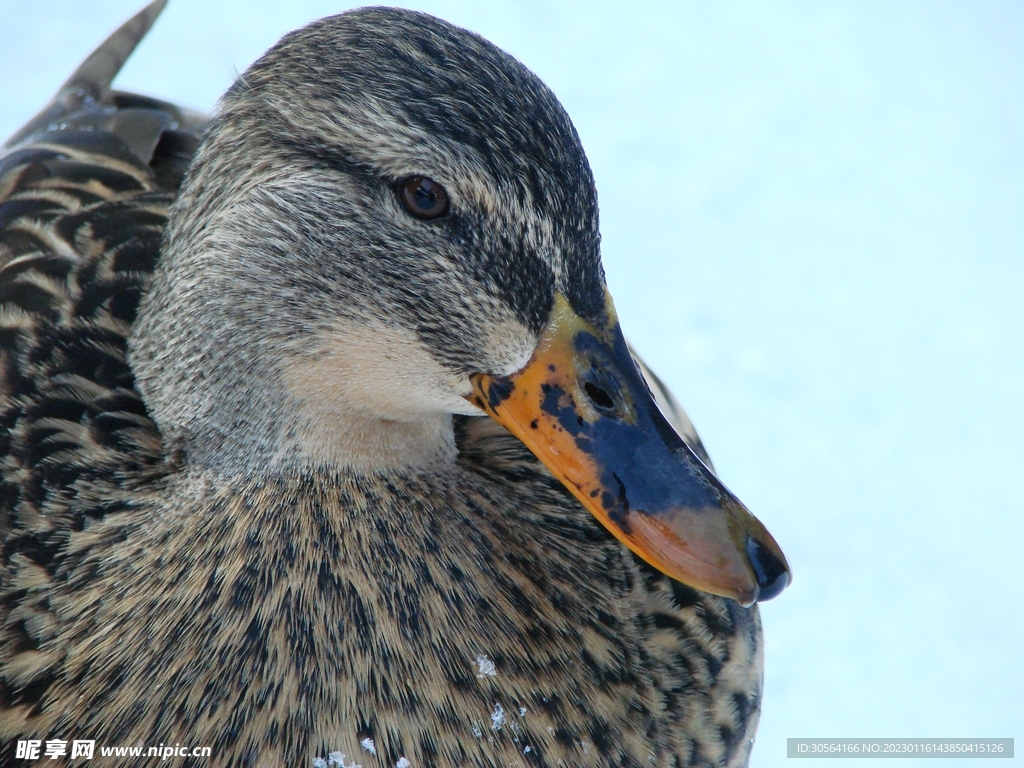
left=271, top=408, right=461, bottom=475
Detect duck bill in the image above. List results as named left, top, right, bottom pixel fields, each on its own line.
left=468, top=292, right=790, bottom=606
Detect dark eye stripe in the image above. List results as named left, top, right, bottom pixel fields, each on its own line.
left=399, top=175, right=449, bottom=220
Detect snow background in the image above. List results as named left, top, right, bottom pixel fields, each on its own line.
left=2, top=1, right=1022, bottom=765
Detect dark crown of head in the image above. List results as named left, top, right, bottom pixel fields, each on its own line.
left=226, top=7, right=607, bottom=325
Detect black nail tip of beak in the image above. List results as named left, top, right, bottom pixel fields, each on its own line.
left=746, top=537, right=790, bottom=602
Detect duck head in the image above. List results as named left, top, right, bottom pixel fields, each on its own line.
left=129, top=7, right=789, bottom=605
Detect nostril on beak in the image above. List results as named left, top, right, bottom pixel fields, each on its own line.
left=584, top=381, right=615, bottom=411
left=746, top=537, right=790, bottom=602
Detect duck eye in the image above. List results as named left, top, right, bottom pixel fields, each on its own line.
left=399, top=175, right=449, bottom=220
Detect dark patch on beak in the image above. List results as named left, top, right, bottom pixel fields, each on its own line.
left=469, top=292, right=791, bottom=605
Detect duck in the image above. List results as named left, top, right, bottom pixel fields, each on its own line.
left=0, top=2, right=790, bottom=767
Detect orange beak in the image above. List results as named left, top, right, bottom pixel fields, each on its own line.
left=468, top=292, right=789, bottom=606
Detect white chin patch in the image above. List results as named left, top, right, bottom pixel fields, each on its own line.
left=277, top=316, right=539, bottom=468
left=284, top=322, right=473, bottom=419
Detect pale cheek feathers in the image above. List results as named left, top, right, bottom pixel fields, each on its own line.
left=283, top=322, right=477, bottom=421
left=278, top=319, right=537, bottom=469
left=287, top=311, right=536, bottom=405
